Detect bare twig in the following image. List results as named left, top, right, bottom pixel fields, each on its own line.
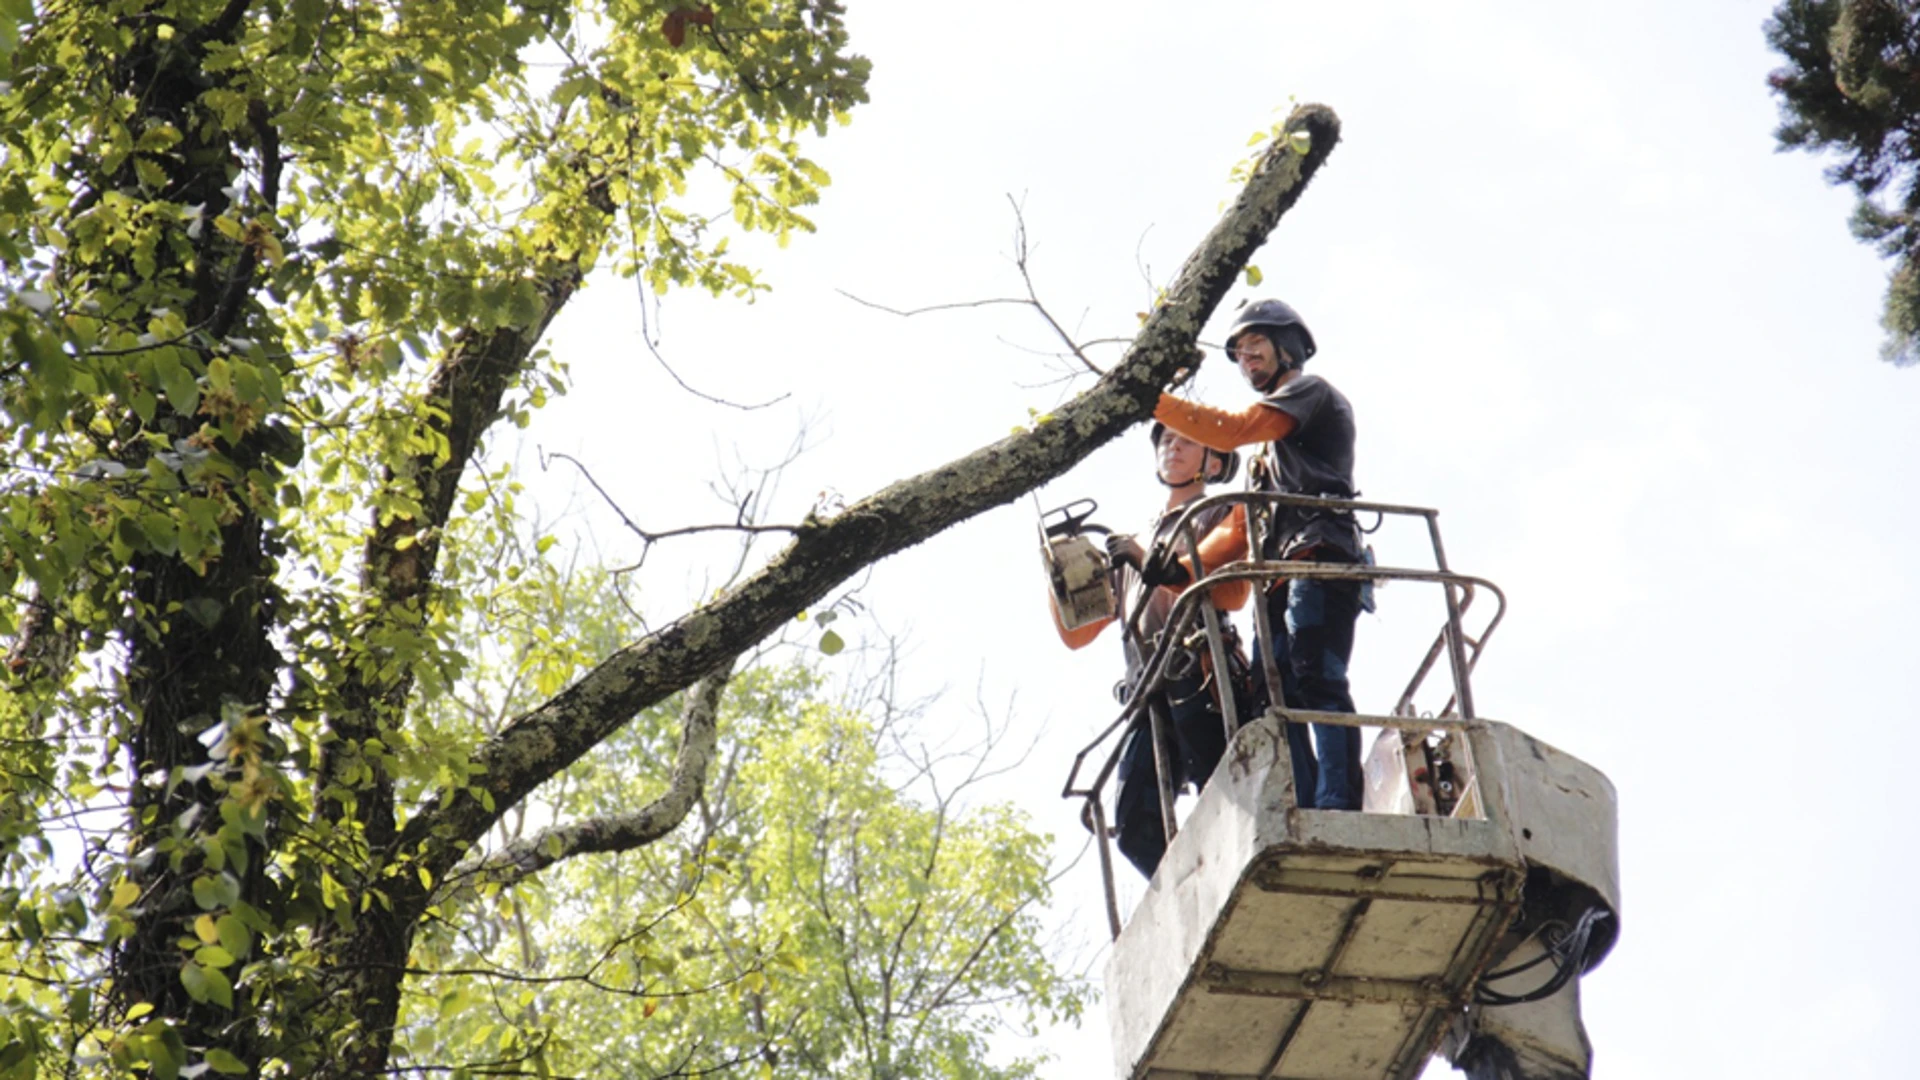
left=837, top=196, right=1111, bottom=378
left=1005, top=195, right=1106, bottom=376
left=1135, top=223, right=1158, bottom=296
left=835, top=292, right=1033, bottom=318
left=617, top=114, right=787, bottom=413
left=539, top=450, right=800, bottom=572
left=638, top=328, right=790, bottom=412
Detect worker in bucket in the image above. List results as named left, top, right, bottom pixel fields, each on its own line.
left=1047, top=423, right=1250, bottom=878
left=1150, top=299, right=1367, bottom=811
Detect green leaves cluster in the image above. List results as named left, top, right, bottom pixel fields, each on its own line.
left=404, top=663, right=1085, bottom=1079
left=0, top=0, right=873, bottom=1076
left=1228, top=97, right=1312, bottom=188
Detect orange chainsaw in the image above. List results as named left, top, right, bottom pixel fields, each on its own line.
left=1039, top=499, right=1118, bottom=631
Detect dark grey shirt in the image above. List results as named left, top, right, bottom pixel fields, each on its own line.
left=1258, top=373, right=1360, bottom=559
left=1120, top=499, right=1234, bottom=679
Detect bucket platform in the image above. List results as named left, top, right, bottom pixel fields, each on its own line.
left=1061, top=491, right=1619, bottom=1080
left=1103, top=713, right=1617, bottom=1080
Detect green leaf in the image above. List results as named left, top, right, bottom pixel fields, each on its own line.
left=179, top=961, right=212, bottom=1003
left=204, top=1049, right=248, bottom=1076
left=507, top=280, right=544, bottom=326
left=214, top=915, right=251, bottom=959
left=1244, top=264, right=1264, bottom=286
left=179, top=962, right=234, bottom=1009
left=146, top=1028, right=183, bottom=1080
left=190, top=873, right=240, bottom=911
left=818, top=629, right=844, bottom=656
left=154, top=349, right=201, bottom=415
left=131, top=388, right=158, bottom=424
left=194, top=945, right=236, bottom=968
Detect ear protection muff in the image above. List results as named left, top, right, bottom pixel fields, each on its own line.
left=1206, top=449, right=1241, bottom=487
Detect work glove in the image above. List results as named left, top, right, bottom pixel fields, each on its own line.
left=1104, top=533, right=1146, bottom=571
left=1141, top=552, right=1193, bottom=590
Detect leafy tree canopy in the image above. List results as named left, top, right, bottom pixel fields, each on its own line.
left=0, top=0, right=869, bottom=1075
left=1768, top=0, right=1920, bottom=365
left=406, top=654, right=1082, bottom=1080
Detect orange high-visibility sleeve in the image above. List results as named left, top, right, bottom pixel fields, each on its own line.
left=1207, top=576, right=1250, bottom=613
left=1154, top=393, right=1294, bottom=452
left=1200, top=504, right=1251, bottom=612
left=1197, top=503, right=1249, bottom=572
left=1156, top=505, right=1251, bottom=611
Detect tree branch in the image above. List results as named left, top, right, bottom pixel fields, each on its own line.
left=198, top=0, right=255, bottom=45
left=839, top=197, right=1106, bottom=376
left=451, top=661, right=734, bottom=889
left=317, top=257, right=585, bottom=849
left=400, top=103, right=1344, bottom=894
left=540, top=450, right=801, bottom=572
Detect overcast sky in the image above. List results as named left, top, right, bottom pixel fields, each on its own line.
left=525, top=3, right=1919, bottom=1076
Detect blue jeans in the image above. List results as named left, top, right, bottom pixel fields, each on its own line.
left=1114, top=669, right=1231, bottom=878
left=1263, top=572, right=1363, bottom=810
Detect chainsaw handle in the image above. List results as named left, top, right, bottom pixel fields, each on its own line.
left=1041, top=498, right=1110, bottom=540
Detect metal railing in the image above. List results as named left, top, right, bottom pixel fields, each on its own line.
left=1059, top=491, right=1507, bottom=939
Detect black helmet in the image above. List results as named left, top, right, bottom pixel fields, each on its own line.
left=1149, top=422, right=1240, bottom=486
left=1224, top=298, right=1316, bottom=365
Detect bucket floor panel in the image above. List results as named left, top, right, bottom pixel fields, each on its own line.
left=1106, top=719, right=1529, bottom=1080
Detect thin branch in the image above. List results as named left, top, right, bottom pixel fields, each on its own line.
left=619, top=127, right=786, bottom=413
left=835, top=292, right=1033, bottom=318
left=638, top=327, right=790, bottom=412
left=540, top=450, right=801, bottom=572
left=837, top=198, right=1109, bottom=377
left=1134, top=222, right=1158, bottom=297
left=453, top=660, right=734, bottom=888
left=1005, top=194, right=1107, bottom=377
left=398, top=957, right=762, bottom=1002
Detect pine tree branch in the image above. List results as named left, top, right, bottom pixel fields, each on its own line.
left=401, top=102, right=1344, bottom=895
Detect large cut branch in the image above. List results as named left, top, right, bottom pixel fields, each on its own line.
left=451, top=660, right=734, bottom=889
left=400, top=103, right=1343, bottom=891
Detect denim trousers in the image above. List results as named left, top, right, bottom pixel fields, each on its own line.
left=1263, top=573, right=1364, bottom=810
left=1113, top=668, right=1230, bottom=878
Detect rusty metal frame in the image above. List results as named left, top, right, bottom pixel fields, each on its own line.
left=1060, top=491, right=1510, bottom=939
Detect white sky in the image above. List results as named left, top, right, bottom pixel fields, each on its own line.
left=523, top=3, right=1920, bottom=1076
